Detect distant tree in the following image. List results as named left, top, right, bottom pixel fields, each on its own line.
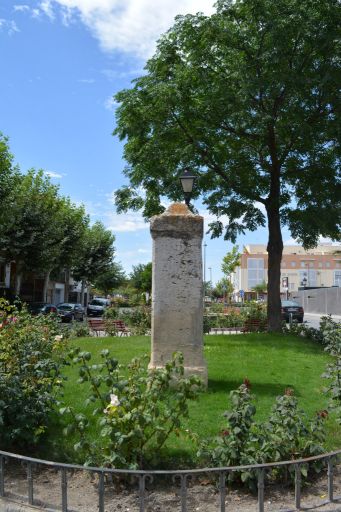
left=41, top=197, right=89, bottom=301
left=252, top=281, right=267, bottom=299
left=72, top=222, right=116, bottom=304
left=130, top=262, right=152, bottom=294
left=93, top=262, right=126, bottom=296
left=1, top=170, right=62, bottom=295
left=212, top=278, right=234, bottom=300
left=114, top=0, right=341, bottom=330
left=0, top=134, right=20, bottom=231
left=221, top=246, right=241, bottom=278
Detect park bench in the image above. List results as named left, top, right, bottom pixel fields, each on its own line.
left=242, top=319, right=268, bottom=333
left=112, top=320, right=130, bottom=336
left=88, top=318, right=106, bottom=336
left=210, top=326, right=243, bottom=334
left=88, top=318, right=130, bottom=337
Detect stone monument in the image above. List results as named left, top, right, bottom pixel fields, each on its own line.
left=149, top=203, right=208, bottom=386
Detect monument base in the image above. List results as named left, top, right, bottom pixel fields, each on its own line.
left=148, top=363, right=208, bottom=387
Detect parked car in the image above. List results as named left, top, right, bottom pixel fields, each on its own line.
left=27, top=302, right=58, bottom=315
left=87, top=297, right=110, bottom=317
left=57, top=303, right=85, bottom=323
left=281, top=300, right=304, bottom=323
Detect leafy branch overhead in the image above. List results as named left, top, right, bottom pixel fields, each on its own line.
left=113, top=0, right=341, bottom=330
left=114, top=0, right=340, bottom=245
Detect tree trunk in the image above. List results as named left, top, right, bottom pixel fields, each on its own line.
left=64, top=268, right=70, bottom=303
left=43, top=270, right=51, bottom=302
left=80, top=280, right=86, bottom=306
left=15, top=271, right=22, bottom=297
left=266, top=197, right=283, bottom=332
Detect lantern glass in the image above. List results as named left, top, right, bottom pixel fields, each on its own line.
left=179, top=169, right=196, bottom=193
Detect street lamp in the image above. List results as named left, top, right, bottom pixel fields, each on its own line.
left=208, top=266, right=213, bottom=298
left=302, top=276, right=308, bottom=288
left=179, top=169, right=196, bottom=206
left=203, top=242, right=207, bottom=299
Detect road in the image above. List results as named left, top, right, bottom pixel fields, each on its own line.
left=304, top=312, right=341, bottom=329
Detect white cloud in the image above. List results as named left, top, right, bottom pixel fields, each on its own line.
left=13, top=5, right=30, bottom=12
left=284, top=236, right=340, bottom=246
left=45, top=170, right=65, bottom=178
left=0, top=19, right=20, bottom=35
left=106, top=211, right=149, bottom=233
left=50, top=0, right=215, bottom=58
left=40, top=0, right=55, bottom=19
left=104, top=95, right=119, bottom=112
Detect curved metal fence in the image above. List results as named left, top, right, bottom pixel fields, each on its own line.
left=1, top=449, right=341, bottom=512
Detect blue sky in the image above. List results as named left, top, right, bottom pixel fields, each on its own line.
left=0, top=0, right=288, bottom=284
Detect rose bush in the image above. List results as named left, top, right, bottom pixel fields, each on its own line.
left=60, top=350, right=202, bottom=468
left=0, top=299, right=68, bottom=448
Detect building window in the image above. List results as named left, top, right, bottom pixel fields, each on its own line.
left=326, top=262, right=331, bottom=268
left=334, top=271, right=341, bottom=287
left=299, top=269, right=317, bottom=286
left=318, top=262, right=323, bottom=268
left=309, top=262, right=314, bottom=268
left=300, top=262, right=306, bottom=268
left=247, top=258, right=265, bottom=290
left=291, top=261, right=296, bottom=267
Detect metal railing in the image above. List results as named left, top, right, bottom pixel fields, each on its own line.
left=1, top=449, right=341, bottom=511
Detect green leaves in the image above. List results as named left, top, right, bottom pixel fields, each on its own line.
left=199, top=381, right=327, bottom=488
left=0, top=300, right=68, bottom=448
left=59, top=350, right=202, bottom=468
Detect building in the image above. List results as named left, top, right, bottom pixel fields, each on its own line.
left=0, top=262, right=89, bottom=306
left=234, top=243, right=341, bottom=299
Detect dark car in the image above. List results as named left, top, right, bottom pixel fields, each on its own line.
left=27, top=302, right=58, bottom=315
left=87, top=298, right=110, bottom=317
left=57, top=303, right=85, bottom=323
left=281, top=300, right=304, bottom=323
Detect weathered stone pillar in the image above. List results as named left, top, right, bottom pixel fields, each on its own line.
left=149, top=203, right=207, bottom=386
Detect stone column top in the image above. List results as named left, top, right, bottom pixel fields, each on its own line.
left=150, top=203, right=203, bottom=239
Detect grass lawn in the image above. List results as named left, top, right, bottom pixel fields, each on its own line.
left=48, top=332, right=339, bottom=465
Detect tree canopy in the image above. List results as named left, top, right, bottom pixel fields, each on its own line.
left=114, top=0, right=341, bottom=330
left=0, top=136, right=122, bottom=301
left=130, top=262, right=153, bottom=294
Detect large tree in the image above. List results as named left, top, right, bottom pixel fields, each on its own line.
left=114, top=0, right=341, bottom=331
left=0, top=134, right=21, bottom=238
left=72, top=222, right=116, bottom=304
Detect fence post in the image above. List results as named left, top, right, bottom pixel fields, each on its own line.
left=257, top=468, right=264, bottom=512
left=295, top=464, right=301, bottom=510
left=328, top=457, right=334, bottom=503
left=219, top=472, right=226, bottom=512
left=0, top=456, right=4, bottom=497
left=61, top=468, right=68, bottom=512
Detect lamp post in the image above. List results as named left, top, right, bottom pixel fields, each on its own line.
left=179, top=169, right=196, bottom=206
left=203, top=242, right=207, bottom=300
left=208, top=266, right=212, bottom=299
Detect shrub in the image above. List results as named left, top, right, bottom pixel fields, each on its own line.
left=60, top=351, right=202, bottom=468
left=199, top=381, right=326, bottom=488
left=320, top=317, right=341, bottom=422
left=120, top=306, right=151, bottom=335
left=0, top=299, right=68, bottom=448
left=70, top=322, right=91, bottom=338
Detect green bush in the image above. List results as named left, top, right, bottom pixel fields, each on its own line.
left=60, top=351, right=202, bottom=468
left=120, top=306, right=151, bottom=335
left=70, top=322, right=91, bottom=338
left=199, top=381, right=326, bottom=488
left=0, top=299, right=68, bottom=448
